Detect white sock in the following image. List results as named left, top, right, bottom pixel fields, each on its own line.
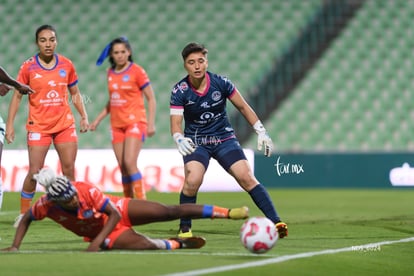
left=148, top=238, right=168, bottom=249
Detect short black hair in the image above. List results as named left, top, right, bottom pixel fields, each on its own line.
left=181, top=42, right=208, bottom=60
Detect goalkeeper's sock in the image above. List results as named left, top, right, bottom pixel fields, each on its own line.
left=20, top=190, right=35, bottom=214
left=249, top=184, right=280, bottom=223
left=179, top=192, right=197, bottom=228
left=131, top=172, right=146, bottom=200
left=121, top=175, right=133, bottom=198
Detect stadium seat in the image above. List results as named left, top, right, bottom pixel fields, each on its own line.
left=243, top=0, right=414, bottom=152
left=0, top=0, right=330, bottom=150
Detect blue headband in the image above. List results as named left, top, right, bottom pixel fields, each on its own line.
left=96, top=36, right=129, bottom=66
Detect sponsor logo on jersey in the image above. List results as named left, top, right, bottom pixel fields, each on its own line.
left=46, top=90, right=59, bottom=98
left=180, top=82, right=189, bottom=91
left=28, top=132, right=41, bottom=141
left=200, top=102, right=210, bottom=108
left=200, top=112, right=214, bottom=121
left=48, top=80, right=57, bottom=87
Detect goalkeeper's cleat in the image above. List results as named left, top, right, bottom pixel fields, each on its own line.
left=178, top=225, right=193, bottom=238
left=275, top=222, right=288, bottom=238
left=169, top=237, right=206, bottom=249
left=13, top=214, right=24, bottom=228
left=228, top=206, right=249, bottom=220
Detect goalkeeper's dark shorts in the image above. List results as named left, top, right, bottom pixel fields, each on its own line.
left=183, top=137, right=247, bottom=171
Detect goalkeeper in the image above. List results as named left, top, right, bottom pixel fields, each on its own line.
left=2, top=168, right=248, bottom=252
left=170, top=42, right=287, bottom=239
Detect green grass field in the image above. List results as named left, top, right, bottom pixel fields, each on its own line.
left=1, top=189, right=413, bottom=275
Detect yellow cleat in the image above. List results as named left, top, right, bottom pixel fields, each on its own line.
left=178, top=226, right=193, bottom=238
left=228, top=206, right=249, bottom=219
left=275, top=222, right=288, bottom=238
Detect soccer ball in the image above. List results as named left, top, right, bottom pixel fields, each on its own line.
left=240, top=217, right=278, bottom=254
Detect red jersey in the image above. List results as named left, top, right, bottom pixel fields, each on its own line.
left=107, top=62, right=150, bottom=128
left=17, top=54, right=78, bottom=133
left=30, top=181, right=125, bottom=240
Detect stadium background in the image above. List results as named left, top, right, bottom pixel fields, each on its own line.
left=1, top=0, right=414, bottom=189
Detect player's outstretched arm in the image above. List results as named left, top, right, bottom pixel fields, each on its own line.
left=5, top=90, right=24, bottom=144
left=229, top=89, right=273, bottom=156
left=1, top=212, right=33, bottom=252
left=0, top=83, right=11, bottom=96
left=0, top=66, right=33, bottom=96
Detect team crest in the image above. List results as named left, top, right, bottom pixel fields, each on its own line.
left=82, top=210, right=93, bottom=218
left=122, top=75, right=130, bottom=82
left=212, top=91, right=221, bottom=101
left=59, top=69, right=66, bottom=77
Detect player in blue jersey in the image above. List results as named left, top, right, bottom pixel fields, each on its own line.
left=170, top=42, right=287, bottom=239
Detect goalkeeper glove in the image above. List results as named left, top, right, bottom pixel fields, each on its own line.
left=173, top=133, right=196, bottom=156
left=253, top=121, right=273, bottom=157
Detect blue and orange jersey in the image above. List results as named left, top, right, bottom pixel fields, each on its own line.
left=107, top=62, right=150, bottom=128
left=30, top=181, right=125, bottom=240
left=17, top=54, right=78, bottom=133
left=170, top=71, right=236, bottom=142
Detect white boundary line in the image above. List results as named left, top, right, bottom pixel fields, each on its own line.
left=4, top=237, right=414, bottom=275
left=162, top=237, right=414, bottom=276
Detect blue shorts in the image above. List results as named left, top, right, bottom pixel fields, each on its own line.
left=183, top=137, right=246, bottom=171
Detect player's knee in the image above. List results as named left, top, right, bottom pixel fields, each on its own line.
left=61, top=164, right=75, bottom=177
left=182, top=182, right=200, bottom=196
left=236, top=173, right=257, bottom=190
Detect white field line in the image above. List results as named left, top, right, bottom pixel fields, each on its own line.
left=0, top=211, right=19, bottom=216
left=162, top=237, right=414, bottom=276
left=5, top=237, right=414, bottom=275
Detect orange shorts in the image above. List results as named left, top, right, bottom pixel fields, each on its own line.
left=111, top=122, right=146, bottom=144
left=27, top=124, right=78, bottom=146
left=101, top=197, right=132, bottom=249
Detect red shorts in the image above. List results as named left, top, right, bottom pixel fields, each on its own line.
left=27, top=124, right=78, bottom=146
left=111, top=122, right=146, bottom=144
left=101, top=197, right=132, bottom=249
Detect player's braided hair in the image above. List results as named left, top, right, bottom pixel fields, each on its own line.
left=34, top=168, right=77, bottom=201
left=45, top=176, right=77, bottom=201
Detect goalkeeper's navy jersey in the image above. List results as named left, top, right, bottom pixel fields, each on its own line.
left=170, top=71, right=237, bottom=144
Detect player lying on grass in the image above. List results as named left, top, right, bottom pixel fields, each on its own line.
left=2, top=168, right=248, bottom=252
